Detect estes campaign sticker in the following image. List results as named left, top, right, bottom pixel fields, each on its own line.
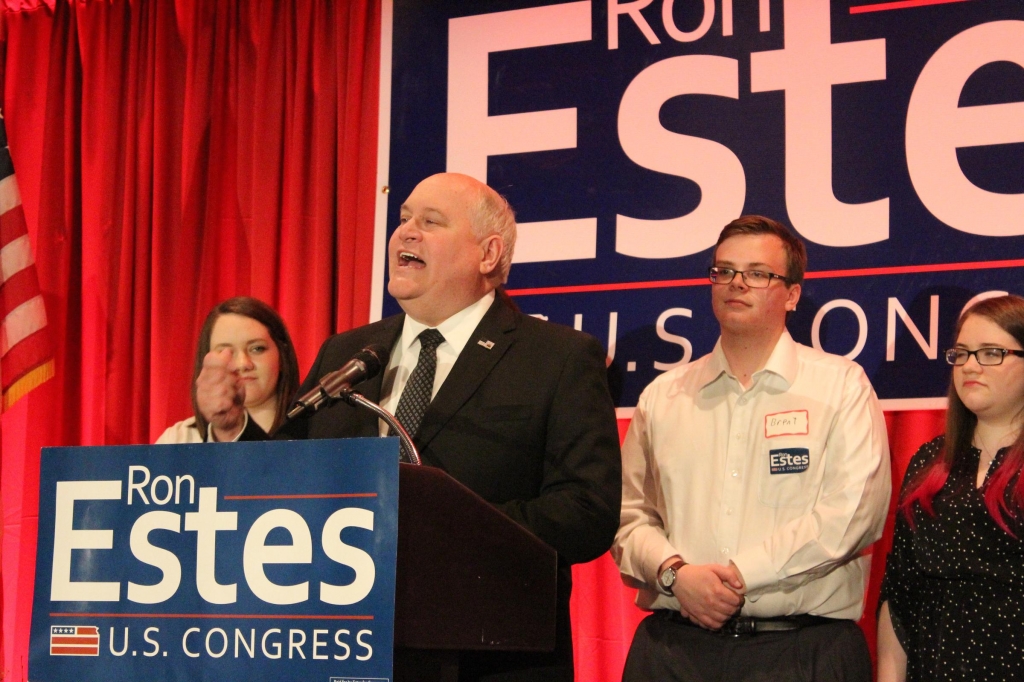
left=769, top=448, right=810, bottom=474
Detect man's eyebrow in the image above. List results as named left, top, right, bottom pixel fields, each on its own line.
left=713, top=260, right=776, bottom=269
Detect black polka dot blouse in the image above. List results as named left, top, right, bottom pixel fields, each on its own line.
left=880, top=435, right=1023, bottom=681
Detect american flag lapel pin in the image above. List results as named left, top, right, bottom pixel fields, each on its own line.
left=477, top=339, right=495, bottom=350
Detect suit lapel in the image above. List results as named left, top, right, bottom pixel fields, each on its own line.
left=348, top=315, right=404, bottom=437
left=415, top=295, right=518, bottom=449
left=357, top=315, right=404, bottom=403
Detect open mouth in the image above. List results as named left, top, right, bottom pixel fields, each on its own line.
left=398, top=251, right=426, bottom=268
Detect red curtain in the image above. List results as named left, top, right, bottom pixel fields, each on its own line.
left=0, top=1, right=379, bottom=677
left=0, top=2, right=948, bottom=681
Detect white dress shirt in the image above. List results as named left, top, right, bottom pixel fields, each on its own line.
left=155, top=413, right=250, bottom=444
left=613, top=330, right=891, bottom=619
left=377, top=290, right=495, bottom=435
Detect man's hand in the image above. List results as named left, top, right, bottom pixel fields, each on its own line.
left=195, top=348, right=246, bottom=442
left=671, top=563, right=745, bottom=630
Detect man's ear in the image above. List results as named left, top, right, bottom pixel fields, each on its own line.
left=785, top=283, right=802, bottom=312
left=479, top=234, right=504, bottom=277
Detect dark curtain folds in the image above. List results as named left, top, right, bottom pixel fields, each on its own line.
left=4, top=0, right=379, bottom=445
left=1, top=1, right=379, bottom=677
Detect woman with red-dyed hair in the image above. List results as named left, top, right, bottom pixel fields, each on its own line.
left=877, top=295, right=1024, bottom=682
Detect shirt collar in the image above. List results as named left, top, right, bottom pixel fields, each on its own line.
left=399, top=290, right=496, bottom=356
left=762, top=330, right=799, bottom=388
left=698, top=330, right=799, bottom=392
left=698, top=340, right=731, bottom=390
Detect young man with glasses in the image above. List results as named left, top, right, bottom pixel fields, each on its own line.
left=613, top=215, right=892, bottom=681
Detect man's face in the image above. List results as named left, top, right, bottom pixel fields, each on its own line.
left=711, top=233, right=801, bottom=335
left=387, top=174, right=500, bottom=326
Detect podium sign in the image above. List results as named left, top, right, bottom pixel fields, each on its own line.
left=28, top=438, right=399, bottom=682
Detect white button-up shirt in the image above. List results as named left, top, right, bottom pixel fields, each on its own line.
left=613, top=330, right=891, bottom=619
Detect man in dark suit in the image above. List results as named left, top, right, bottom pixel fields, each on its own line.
left=197, top=172, right=622, bottom=681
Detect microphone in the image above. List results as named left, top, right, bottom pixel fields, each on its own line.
left=287, top=343, right=389, bottom=419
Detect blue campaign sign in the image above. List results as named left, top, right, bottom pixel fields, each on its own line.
left=375, top=0, right=1024, bottom=409
left=29, top=438, right=399, bottom=682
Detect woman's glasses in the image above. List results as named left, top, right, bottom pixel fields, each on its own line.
left=944, top=347, right=1024, bottom=366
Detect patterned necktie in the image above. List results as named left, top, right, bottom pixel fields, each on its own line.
left=390, top=328, right=445, bottom=460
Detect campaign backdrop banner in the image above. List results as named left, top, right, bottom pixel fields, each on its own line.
left=29, top=439, right=399, bottom=682
left=375, top=0, right=1024, bottom=410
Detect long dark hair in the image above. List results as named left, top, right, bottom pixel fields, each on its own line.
left=190, top=297, right=300, bottom=437
left=900, top=295, right=1024, bottom=536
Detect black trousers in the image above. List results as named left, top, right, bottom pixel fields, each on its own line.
left=622, top=612, right=872, bottom=682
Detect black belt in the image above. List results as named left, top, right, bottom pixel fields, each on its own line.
left=661, top=610, right=837, bottom=636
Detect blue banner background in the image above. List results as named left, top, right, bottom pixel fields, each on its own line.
left=380, top=0, right=1024, bottom=407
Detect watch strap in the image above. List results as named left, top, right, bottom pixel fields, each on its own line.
left=658, top=559, right=686, bottom=595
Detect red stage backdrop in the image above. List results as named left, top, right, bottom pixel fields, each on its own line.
left=0, top=1, right=380, bottom=678
left=0, top=2, right=952, bottom=681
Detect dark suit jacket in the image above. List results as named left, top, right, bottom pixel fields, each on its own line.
left=269, top=292, right=622, bottom=680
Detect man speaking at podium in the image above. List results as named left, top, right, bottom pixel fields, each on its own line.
left=197, top=172, right=622, bottom=681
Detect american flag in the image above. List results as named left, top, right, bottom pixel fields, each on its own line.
left=0, top=113, right=53, bottom=411
left=49, top=625, right=100, bottom=656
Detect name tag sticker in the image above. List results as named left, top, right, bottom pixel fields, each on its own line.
left=764, top=410, right=809, bottom=438
left=769, top=448, right=810, bottom=474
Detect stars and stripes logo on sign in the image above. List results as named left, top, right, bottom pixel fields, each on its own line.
left=49, top=625, right=100, bottom=656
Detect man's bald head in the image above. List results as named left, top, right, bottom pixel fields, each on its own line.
left=388, top=173, right=516, bottom=326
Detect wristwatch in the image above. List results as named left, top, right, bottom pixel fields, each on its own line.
left=657, top=559, right=686, bottom=595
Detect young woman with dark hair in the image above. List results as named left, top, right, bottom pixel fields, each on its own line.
left=156, top=297, right=300, bottom=443
left=877, top=294, right=1024, bottom=681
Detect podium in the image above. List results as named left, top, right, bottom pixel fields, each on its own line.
left=394, top=464, right=558, bottom=681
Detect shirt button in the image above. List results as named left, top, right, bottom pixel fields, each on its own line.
left=731, top=470, right=739, bottom=478
left=726, top=508, right=733, bottom=515
left=721, top=548, right=730, bottom=555
left=735, top=433, right=742, bottom=440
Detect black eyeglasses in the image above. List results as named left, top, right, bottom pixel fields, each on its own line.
left=708, top=267, right=792, bottom=289
left=945, top=347, right=1024, bottom=366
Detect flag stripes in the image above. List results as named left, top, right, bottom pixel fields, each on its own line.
left=49, top=626, right=100, bottom=656
left=2, top=295, right=47, bottom=355
left=0, top=116, right=53, bottom=411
